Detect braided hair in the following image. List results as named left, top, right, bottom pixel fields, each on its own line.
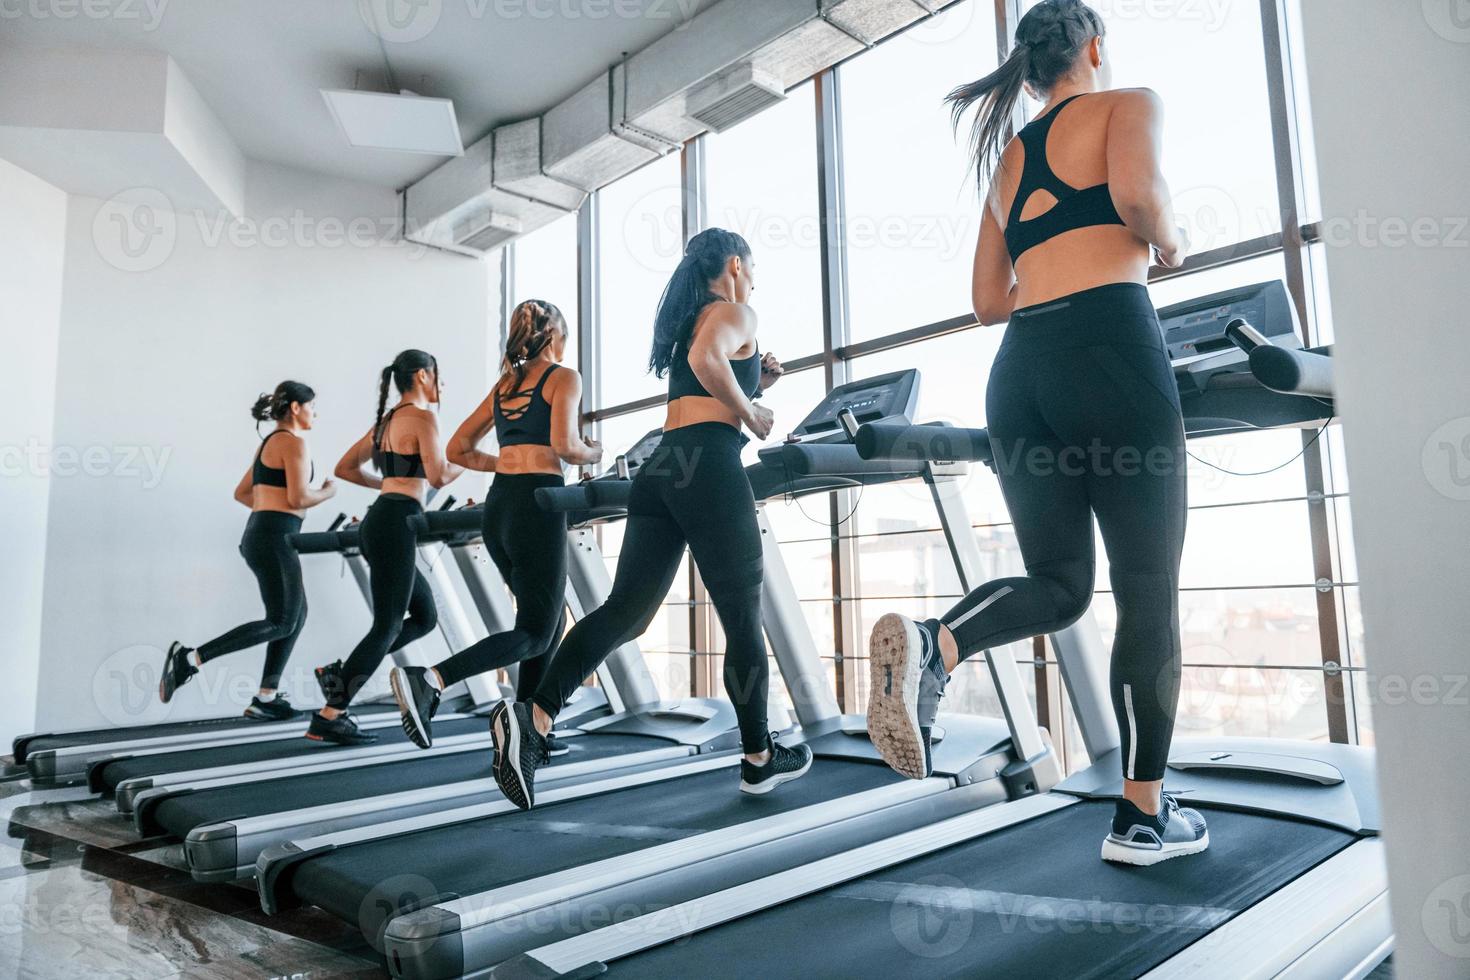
left=251, top=381, right=315, bottom=429
left=373, top=349, right=438, bottom=460
left=947, top=0, right=1107, bottom=188
left=498, top=299, right=566, bottom=394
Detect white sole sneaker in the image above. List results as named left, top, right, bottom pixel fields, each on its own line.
left=739, top=751, right=814, bottom=795
left=389, top=667, right=430, bottom=749
left=1101, top=831, right=1210, bottom=866
left=492, top=702, right=532, bottom=810
left=866, top=613, right=926, bottom=779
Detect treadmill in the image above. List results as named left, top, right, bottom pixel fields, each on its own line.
left=125, top=440, right=744, bottom=881
left=72, top=500, right=523, bottom=800
left=492, top=281, right=1391, bottom=980
left=252, top=372, right=1102, bottom=977
left=17, top=501, right=505, bottom=787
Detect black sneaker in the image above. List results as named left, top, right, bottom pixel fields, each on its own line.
left=305, top=711, right=379, bottom=746
left=244, top=693, right=298, bottom=721
left=867, top=614, right=948, bottom=778
left=390, top=666, right=440, bottom=749
left=490, top=701, right=547, bottom=810
left=739, top=734, right=813, bottom=795
left=1102, top=794, right=1209, bottom=866
left=314, top=660, right=348, bottom=706
left=544, top=732, right=570, bottom=758
left=159, top=642, right=197, bottom=704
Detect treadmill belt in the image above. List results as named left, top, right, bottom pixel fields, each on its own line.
left=150, top=733, right=670, bottom=837
left=290, top=758, right=898, bottom=943
left=19, top=702, right=397, bottom=760
left=95, top=715, right=490, bottom=792
left=604, top=801, right=1355, bottom=979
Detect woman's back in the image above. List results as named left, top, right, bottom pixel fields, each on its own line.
left=991, top=89, right=1151, bottom=309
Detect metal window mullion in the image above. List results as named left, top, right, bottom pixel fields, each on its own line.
left=1260, top=0, right=1349, bottom=744
left=816, top=69, right=857, bottom=711
left=577, top=194, right=601, bottom=425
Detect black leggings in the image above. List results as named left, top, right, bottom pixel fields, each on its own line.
left=434, top=474, right=567, bottom=697
left=333, top=493, right=438, bottom=709
left=531, top=423, right=769, bottom=754
left=197, top=510, right=306, bottom=691
left=943, top=284, right=1187, bottom=782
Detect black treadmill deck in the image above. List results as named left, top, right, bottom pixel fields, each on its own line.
left=601, top=801, right=1355, bottom=979
left=285, top=759, right=902, bottom=945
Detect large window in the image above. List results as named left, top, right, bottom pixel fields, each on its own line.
left=838, top=2, right=998, bottom=341
left=704, top=81, right=824, bottom=359
left=510, top=212, right=579, bottom=374
left=596, top=154, right=684, bottom=408
left=538, top=0, right=1352, bottom=758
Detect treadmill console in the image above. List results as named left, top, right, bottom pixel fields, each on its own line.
left=784, top=369, right=920, bottom=441
left=1161, top=281, right=1302, bottom=398
left=601, top=428, right=665, bottom=480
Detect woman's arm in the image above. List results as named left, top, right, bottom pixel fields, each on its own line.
left=1107, top=88, right=1187, bottom=267
left=282, top=436, right=337, bottom=509
left=407, top=411, right=466, bottom=490
left=548, top=369, right=603, bottom=467
left=447, top=394, right=499, bottom=473
left=334, top=429, right=382, bottom=490
left=232, top=465, right=254, bottom=508
left=688, top=303, right=772, bottom=438
left=972, top=196, right=1019, bottom=326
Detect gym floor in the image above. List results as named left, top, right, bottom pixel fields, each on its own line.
left=1, top=776, right=381, bottom=978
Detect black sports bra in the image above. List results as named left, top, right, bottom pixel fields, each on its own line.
left=252, top=430, right=312, bottom=488
left=373, top=407, right=427, bottom=479
left=668, top=304, right=762, bottom=402
left=494, top=364, right=559, bottom=448
left=1004, top=93, right=1127, bottom=263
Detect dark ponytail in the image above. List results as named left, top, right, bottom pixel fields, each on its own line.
left=648, top=227, right=752, bottom=378
left=251, top=380, right=316, bottom=429
left=947, top=0, right=1106, bottom=188
left=373, top=349, right=438, bottom=456
left=499, top=299, right=565, bottom=393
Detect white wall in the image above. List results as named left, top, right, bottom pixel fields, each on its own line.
left=35, top=160, right=497, bottom=733
left=1300, top=5, right=1470, bottom=976
left=0, top=159, right=67, bottom=748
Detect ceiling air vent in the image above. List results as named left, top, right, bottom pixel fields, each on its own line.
left=452, top=210, right=522, bottom=253
left=685, top=64, right=785, bottom=134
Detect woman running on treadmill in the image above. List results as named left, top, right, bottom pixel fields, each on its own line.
left=389, top=300, right=602, bottom=755
left=489, top=228, right=807, bottom=809
left=309, top=350, right=464, bottom=745
left=865, top=0, right=1207, bottom=866
left=159, top=382, right=337, bottom=719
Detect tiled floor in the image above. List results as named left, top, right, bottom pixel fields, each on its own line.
left=1, top=778, right=383, bottom=979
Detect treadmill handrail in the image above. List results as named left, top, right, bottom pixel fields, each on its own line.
left=854, top=421, right=994, bottom=467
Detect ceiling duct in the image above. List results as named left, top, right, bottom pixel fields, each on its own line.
left=686, top=65, right=786, bottom=133
left=453, top=209, right=522, bottom=252
left=404, top=0, right=953, bottom=256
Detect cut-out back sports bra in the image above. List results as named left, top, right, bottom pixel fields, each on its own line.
left=1004, top=93, right=1127, bottom=263
left=252, top=430, right=312, bottom=488
left=373, top=407, right=427, bottom=479
left=494, top=364, right=559, bottom=448
left=668, top=302, right=762, bottom=401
